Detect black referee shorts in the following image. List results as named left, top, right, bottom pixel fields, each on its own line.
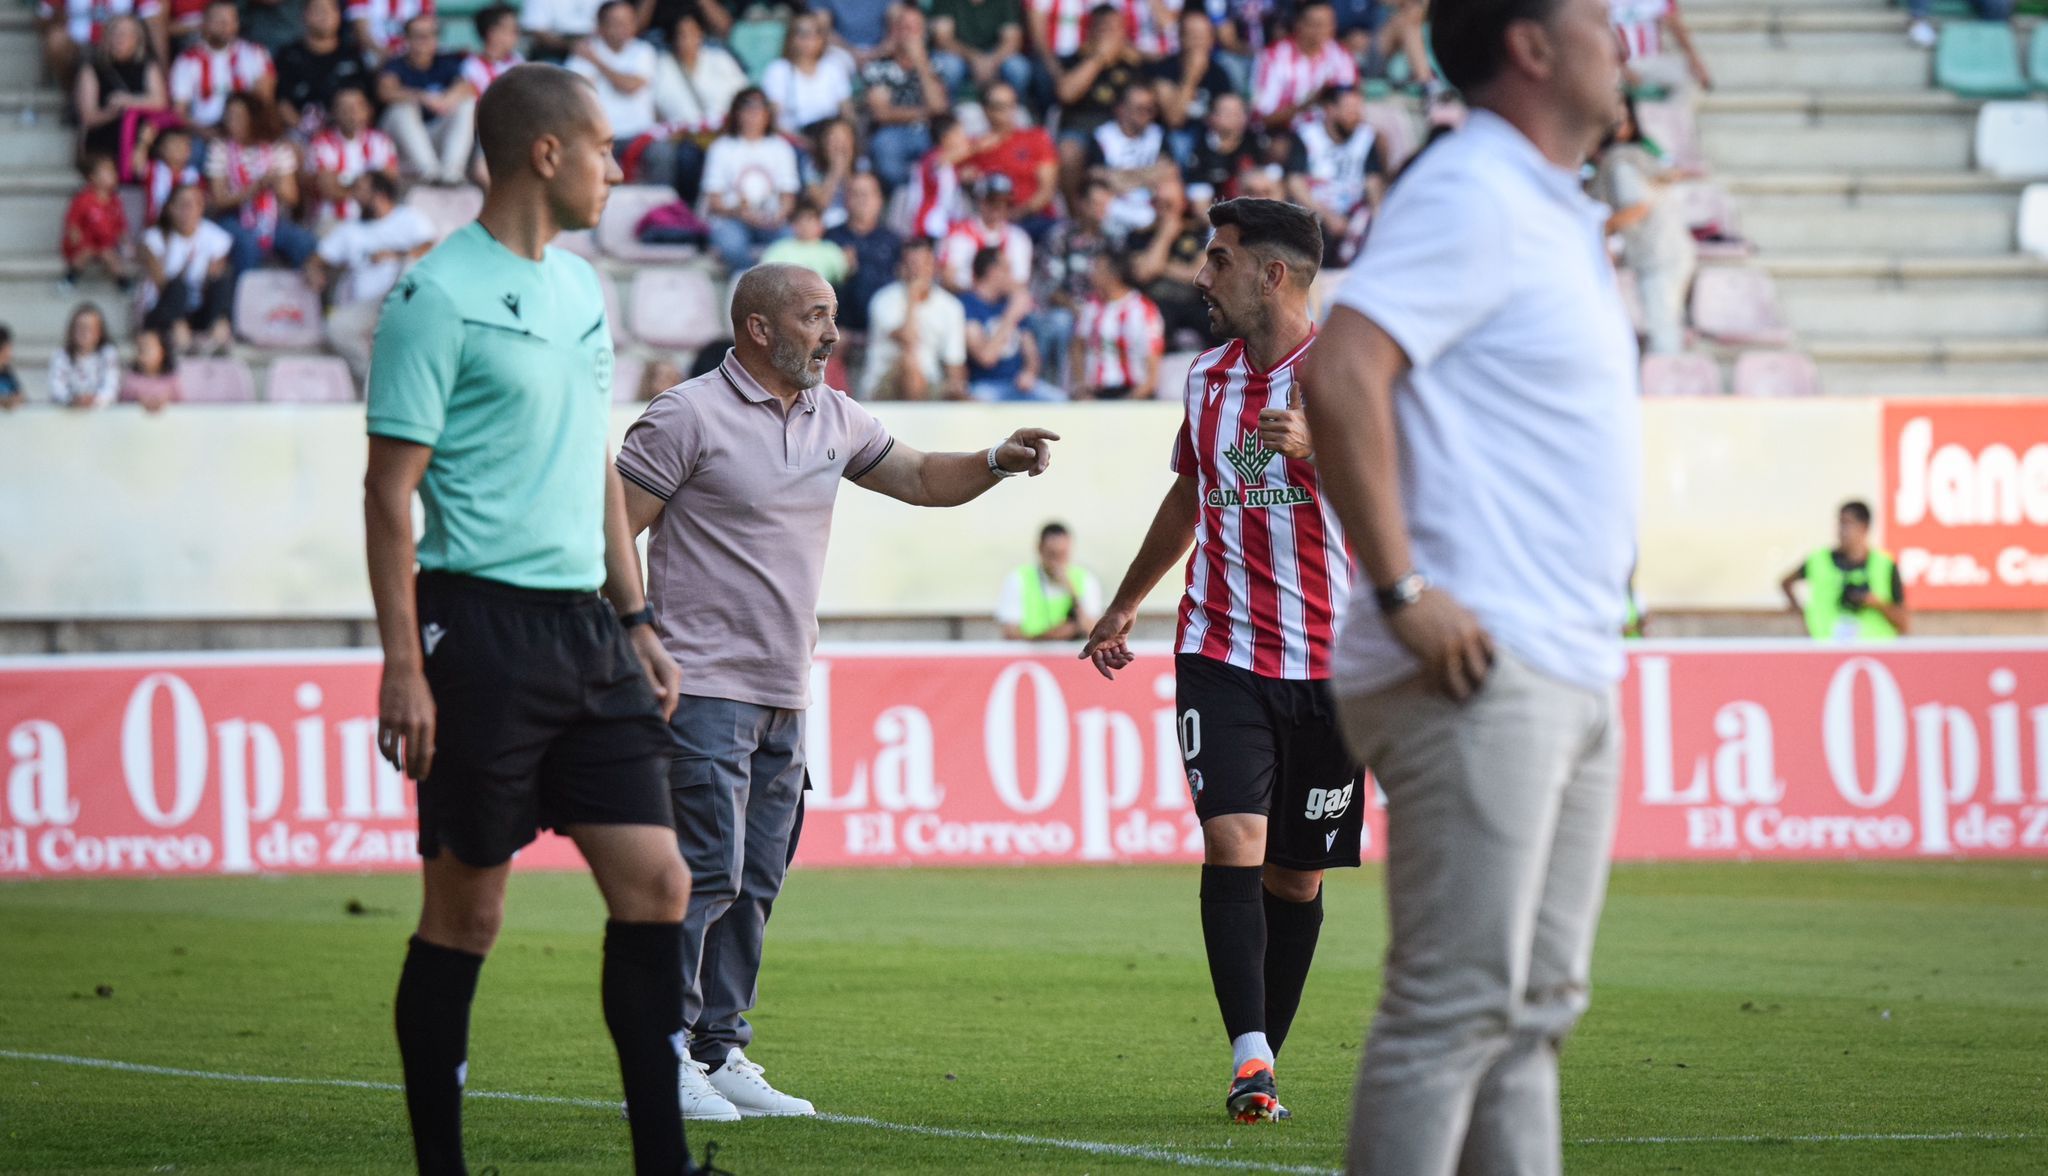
left=1176, top=652, right=1366, bottom=872
left=414, top=571, right=675, bottom=868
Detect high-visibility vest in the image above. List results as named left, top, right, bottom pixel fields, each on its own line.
left=1012, top=564, right=1098, bottom=639
left=1802, top=547, right=1899, bottom=641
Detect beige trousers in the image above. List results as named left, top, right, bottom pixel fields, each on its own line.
left=325, top=297, right=382, bottom=383
left=381, top=99, right=476, bottom=185
left=1337, top=652, right=1621, bottom=1176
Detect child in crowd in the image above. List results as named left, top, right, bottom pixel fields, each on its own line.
left=49, top=302, right=121, bottom=409
left=145, top=129, right=201, bottom=224
left=120, top=329, right=183, bottom=412
left=61, top=155, right=132, bottom=292
left=0, top=325, right=19, bottom=410
left=759, top=202, right=850, bottom=284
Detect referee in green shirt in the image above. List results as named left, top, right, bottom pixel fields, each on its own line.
left=364, top=64, right=706, bottom=1176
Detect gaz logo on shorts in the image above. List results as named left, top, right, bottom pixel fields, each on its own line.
left=1305, top=782, right=1355, bottom=821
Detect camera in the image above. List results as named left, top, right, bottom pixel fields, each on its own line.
left=1841, top=584, right=1870, bottom=610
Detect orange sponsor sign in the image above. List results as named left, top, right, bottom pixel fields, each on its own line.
left=1882, top=400, right=2048, bottom=611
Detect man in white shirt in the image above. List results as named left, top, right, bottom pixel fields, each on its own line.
left=569, top=0, right=681, bottom=188
left=307, top=171, right=436, bottom=379
left=1297, top=0, right=1639, bottom=1172
left=519, top=0, right=603, bottom=60
left=861, top=238, right=967, bottom=400
left=1087, top=82, right=1167, bottom=241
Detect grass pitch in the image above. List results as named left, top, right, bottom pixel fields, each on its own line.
left=2, top=862, right=2046, bottom=1174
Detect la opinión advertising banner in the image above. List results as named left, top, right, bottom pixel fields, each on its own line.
left=2, top=643, right=2046, bottom=878
left=1883, top=400, right=2048, bottom=610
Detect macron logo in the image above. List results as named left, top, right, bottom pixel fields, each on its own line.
left=1326, top=831, right=1339, bottom=852
left=422, top=623, right=447, bottom=657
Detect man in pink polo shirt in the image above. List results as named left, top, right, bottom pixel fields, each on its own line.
left=617, top=263, right=1058, bottom=1122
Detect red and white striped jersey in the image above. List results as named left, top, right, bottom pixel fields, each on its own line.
left=461, top=50, right=523, bottom=94
left=347, top=0, right=434, bottom=57
left=37, top=0, right=161, bottom=45
left=168, top=38, right=273, bottom=128
left=904, top=151, right=961, bottom=240
left=1122, top=0, right=1182, bottom=57
left=937, top=217, right=1032, bottom=289
left=1250, top=37, right=1357, bottom=126
left=307, top=127, right=398, bottom=222
left=1610, top=0, right=1670, bottom=61
left=1076, top=289, right=1162, bottom=393
left=1170, top=334, right=1351, bottom=680
left=1029, top=0, right=1090, bottom=58
left=146, top=158, right=200, bottom=222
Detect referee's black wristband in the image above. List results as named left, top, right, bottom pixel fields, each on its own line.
left=617, top=605, right=656, bottom=630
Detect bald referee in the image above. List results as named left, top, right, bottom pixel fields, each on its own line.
left=365, top=64, right=708, bottom=1176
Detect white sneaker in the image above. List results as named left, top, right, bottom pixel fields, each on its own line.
left=1907, top=19, right=1937, bottom=48
left=678, top=1055, right=743, bottom=1121
left=705, top=1046, right=816, bottom=1117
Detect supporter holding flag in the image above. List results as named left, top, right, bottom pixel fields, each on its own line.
left=169, top=0, right=277, bottom=134
left=1073, top=252, right=1162, bottom=399
left=307, top=85, right=400, bottom=227
left=461, top=5, right=525, bottom=94
left=1251, top=0, right=1355, bottom=131
left=275, top=0, right=375, bottom=135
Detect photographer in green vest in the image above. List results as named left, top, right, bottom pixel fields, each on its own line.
left=1779, top=500, right=1910, bottom=641
left=997, top=521, right=1103, bottom=641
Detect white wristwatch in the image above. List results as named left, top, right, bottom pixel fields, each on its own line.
left=987, top=444, right=1023, bottom=479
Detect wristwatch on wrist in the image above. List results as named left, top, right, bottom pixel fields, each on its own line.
left=987, top=444, right=1023, bottom=479
left=1375, top=572, right=1427, bottom=615
left=618, top=605, right=656, bottom=630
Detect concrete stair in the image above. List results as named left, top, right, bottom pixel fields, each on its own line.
left=1691, top=0, right=2048, bottom=397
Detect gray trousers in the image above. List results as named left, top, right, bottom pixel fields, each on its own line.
left=1336, top=653, right=1621, bottom=1176
left=667, top=694, right=807, bottom=1064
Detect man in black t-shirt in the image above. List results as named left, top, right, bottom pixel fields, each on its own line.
left=1149, top=8, right=1235, bottom=160
left=1051, top=4, right=1146, bottom=207
left=1186, top=92, right=1277, bottom=200
left=275, top=0, right=372, bottom=134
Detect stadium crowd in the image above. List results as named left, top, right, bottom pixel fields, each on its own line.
left=19, top=0, right=1737, bottom=407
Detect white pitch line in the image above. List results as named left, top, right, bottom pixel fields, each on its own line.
left=2, top=1050, right=2033, bottom=1164
left=0, top=1049, right=1333, bottom=1175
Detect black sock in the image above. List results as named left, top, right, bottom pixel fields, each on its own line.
left=1262, top=885, right=1325, bottom=1058
left=604, top=920, right=691, bottom=1176
left=394, top=936, right=484, bottom=1176
left=1199, top=864, right=1268, bottom=1043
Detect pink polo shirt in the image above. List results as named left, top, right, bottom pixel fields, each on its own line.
left=617, top=351, right=894, bottom=710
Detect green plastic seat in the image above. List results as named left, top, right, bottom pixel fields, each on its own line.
left=727, top=19, right=787, bottom=83
left=1935, top=22, right=2030, bottom=98
left=2030, top=23, right=2048, bottom=89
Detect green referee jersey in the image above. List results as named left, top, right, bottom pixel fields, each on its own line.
left=366, top=221, right=616, bottom=591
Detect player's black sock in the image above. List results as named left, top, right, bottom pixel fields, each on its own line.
left=603, top=919, right=691, bottom=1176
left=1200, top=865, right=1268, bottom=1043
left=1262, top=884, right=1324, bottom=1057
left=394, top=935, right=484, bottom=1176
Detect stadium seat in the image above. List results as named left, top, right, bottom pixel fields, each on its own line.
left=1973, top=102, right=2048, bottom=177
left=264, top=354, right=358, bottom=403
left=728, top=19, right=787, bottom=82
left=1732, top=350, right=1821, bottom=398
left=611, top=353, right=645, bottom=404
left=2020, top=184, right=2048, bottom=258
left=178, top=357, right=258, bottom=403
left=596, top=184, right=701, bottom=262
left=231, top=270, right=324, bottom=349
left=1632, top=99, right=1702, bottom=170
left=1640, top=352, right=1723, bottom=397
left=407, top=184, right=484, bottom=243
left=1935, top=22, right=2029, bottom=99
left=2032, top=24, right=2048, bottom=88
left=628, top=267, right=723, bottom=351
left=1690, top=267, right=1794, bottom=347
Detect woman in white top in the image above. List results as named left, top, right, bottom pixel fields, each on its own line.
left=758, top=12, right=854, bottom=136
left=655, top=13, right=749, bottom=140
left=700, top=87, right=801, bottom=272
left=49, top=302, right=121, bottom=409
left=141, top=184, right=238, bottom=355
